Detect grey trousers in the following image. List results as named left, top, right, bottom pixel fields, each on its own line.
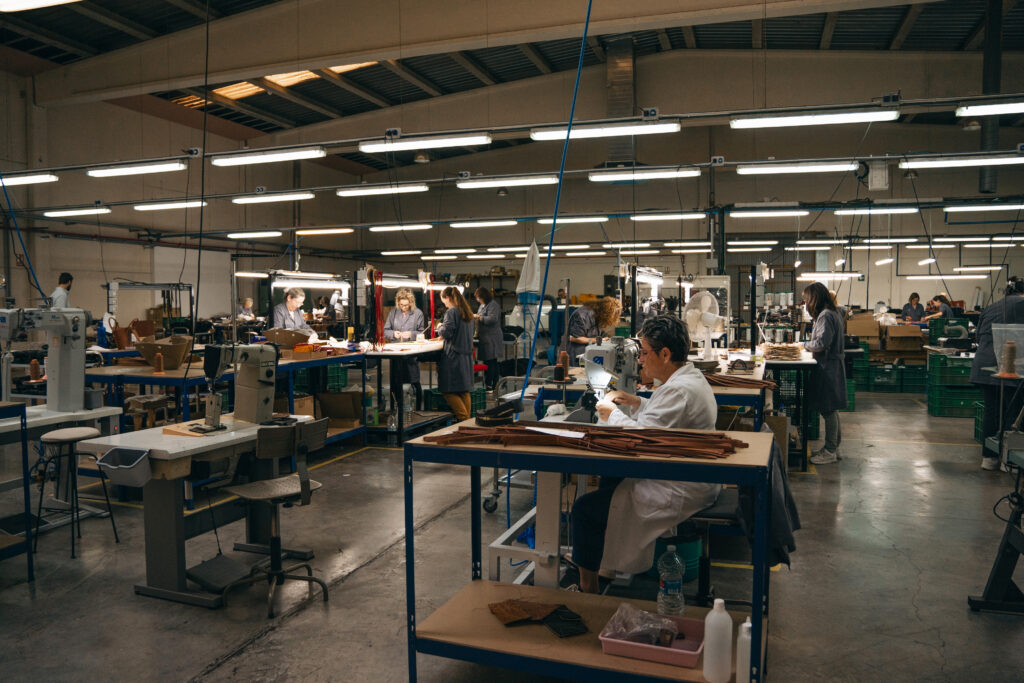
left=823, top=410, right=841, bottom=452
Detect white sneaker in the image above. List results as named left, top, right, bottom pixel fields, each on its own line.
left=810, top=448, right=839, bottom=465
left=980, top=457, right=1000, bottom=471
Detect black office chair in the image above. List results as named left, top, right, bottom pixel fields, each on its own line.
left=222, top=418, right=330, bottom=617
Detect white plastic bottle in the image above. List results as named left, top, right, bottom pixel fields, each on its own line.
left=702, top=598, right=732, bottom=683
left=735, top=616, right=752, bottom=683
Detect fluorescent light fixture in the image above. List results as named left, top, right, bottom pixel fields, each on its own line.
left=271, top=278, right=347, bottom=290
left=295, top=227, right=354, bottom=235
left=993, top=236, right=1024, bottom=241
left=435, top=248, right=476, bottom=254
left=727, top=240, right=778, bottom=246
left=906, top=244, right=954, bottom=250
left=234, top=272, right=269, bottom=278
left=964, top=243, right=996, bottom=248
left=43, top=207, right=110, bottom=217
left=934, top=236, right=990, bottom=242
left=956, top=102, right=1024, bottom=117
left=450, top=220, right=518, bottom=228
left=793, top=260, right=802, bottom=268
left=918, top=258, right=937, bottom=265
left=232, top=192, right=315, bottom=204
left=618, top=250, right=660, bottom=255
left=549, top=244, right=590, bottom=250
left=736, top=161, right=858, bottom=175
left=589, top=168, right=700, bottom=182
left=846, top=245, right=892, bottom=250
left=671, top=249, right=713, bottom=254
left=530, top=120, right=681, bottom=141
left=900, top=154, right=1024, bottom=170
left=0, top=172, right=58, bottom=187
left=359, top=134, right=492, bottom=154
left=277, top=270, right=337, bottom=278
left=905, top=274, right=987, bottom=280
left=834, top=207, right=918, bottom=216
left=728, top=210, right=809, bottom=218
left=466, top=254, right=502, bottom=259
left=664, top=241, right=712, bottom=247
left=381, top=250, right=422, bottom=256
left=567, top=251, right=604, bottom=256
left=87, top=161, right=186, bottom=177
left=631, top=213, right=706, bottom=221
left=336, top=184, right=428, bottom=197
left=211, top=146, right=325, bottom=166
left=798, top=239, right=848, bottom=245
left=954, top=265, right=1004, bottom=272
left=456, top=175, right=558, bottom=189
left=786, top=246, right=829, bottom=252
left=133, top=200, right=207, bottom=211
left=226, top=231, right=283, bottom=239
left=875, top=258, right=895, bottom=266
left=515, top=253, right=551, bottom=258
left=420, top=255, right=457, bottom=261
left=369, top=224, right=433, bottom=232
left=0, top=1, right=84, bottom=10
left=795, top=271, right=862, bottom=280
left=945, top=204, right=1024, bottom=213
left=537, top=216, right=608, bottom=224
left=491, top=246, right=530, bottom=252
left=864, top=237, right=918, bottom=243
left=731, top=109, right=899, bottom=129
left=602, top=242, right=651, bottom=249
left=727, top=247, right=773, bottom=253
left=834, top=258, right=846, bottom=266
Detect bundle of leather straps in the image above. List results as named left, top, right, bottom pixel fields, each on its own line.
left=423, top=421, right=748, bottom=460
left=703, top=374, right=777, bottom=391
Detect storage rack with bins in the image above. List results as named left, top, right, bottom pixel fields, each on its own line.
left=926, top=353, right=980, bottom=418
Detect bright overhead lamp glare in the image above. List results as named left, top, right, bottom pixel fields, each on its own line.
left=294, top=228, right=354, bottom=235
left=727, top=240, right=778, bottom=246
left=834, top=207, right=918, bottom=216
left=381, top=250, right=422, bottom=256
left=618, top=250, right=660, bottom=255
left=736, top=161, right=859, bottom=175
left=466, top=254, right=503, bottom=259
left=671, top=249, right=713, bottom=254
left=993, top=236, right=1024, bottom=241
left=420, top=255, right=457, bottom=260
left=133, top=201, right=207, bottom=211
left=846, top=245, right=892, bottom=250
left=0, top=172, right=58, bottom=186
left=0, top=1, right=85, bottom=10
left=456, top=175, right=557, bottom=189
left=336, top=184, right=428, bottom=197
left=918, top=258, right=936, bottom=265
left=664, top=241, right=712, bottom=247
left=964, top=243, right=997, bottom=248
left=43, top=207, right=111, bottom=217
left=212, top=147, right=325, bottom=166
left=271, top=278, right=348, bottom=290
left=450, top=220, right=518, bottom=228
left=934, top=236, right=991, bottom=242
left=435, top=248, right=476, bottom=254
left=875, top=258, right=895, bottom=266
left=944, top=204, right=1024, bottom=213
left=798, top=239, right=848, bottom=245
left=786, top=246, right=830, bottom=252
left=906, top=244, right=954, bottom=250
left=226, top=231, right=283, bottom=239
left=548, top=244, right=590, bottom=250
left=589, top=168, right=700, bottom=182
left=537, top=216, right=608, bottom=224
left=530, top=120, right=681, bottom=141
left=234, top=272, right=269, bottom=278
left=359, top=134, right=492, bottom=153
left=954, top=265, right=1004, bottom=272
left=232, top=192, right=315, bottom=204
left=727, top=247, right=773, bottom=253
left=834, top=258, right=846, bottom=266
left=490, top=246, right=530, bottom=252
left=602, top=242, right=651, bottom=249
left=87, top=161, right=186, bottom=177
left=631, top=213, right=706, bottom=221
left=864, top=237, right=918, bottom=243
left=567, top=251, right=604, bottom=256
left=905, top=274, right=987, bottom=280
left=900, top=154, right=1024, bottom=170
left=793, top=260, right=802, bottom=268
left=955, top=102, right=1024, bottom=117
left=730, top=109, right=899, bottom=129
left=368, top=224, right=433, bottom=232
left=728, top=210, right=809, bottom=218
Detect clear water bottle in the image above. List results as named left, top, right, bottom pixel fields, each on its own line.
left=387, top=412, right=398, bottom=447
left=656, top=544, right=684, bottom=615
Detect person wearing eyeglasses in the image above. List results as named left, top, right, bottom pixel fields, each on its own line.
left=568, top=315, right=720, bottom=593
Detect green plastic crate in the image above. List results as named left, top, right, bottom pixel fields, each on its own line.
left=927, top=385, right=982, bottom=417
left=806, top=411, right=820, bottom=440
left=840, top=381, right=856, bottom=412
left=927, top=353, right=973, bottom=387
left=901, top=365, right=927, bottom=393
left=470, top=388, right=487, bottom=417
left=424, top=388, right=447, bottom=411
left=868, top=364, right=901, bottom=392
left=974, top=401, right=985, bottom=443
left=614, top=326, right=631, bottom=337
left=928, top=318, right=969, bottom=344
left=852, top=359, right=869, bottom=391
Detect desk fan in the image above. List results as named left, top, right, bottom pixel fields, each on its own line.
left=684, top=291, right=727, bottom=363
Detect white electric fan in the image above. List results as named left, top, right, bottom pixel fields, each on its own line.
left=684, top=291, right=727, bottom=361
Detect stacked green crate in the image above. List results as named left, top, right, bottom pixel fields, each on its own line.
left=769, top=369, right=819, bottom=438
left=326, top=366, right=348, bottom=392
left=868, top=364, right=901, bottom=392
left=974, top=401, right=985, bottom=443
left=470, top=388, right=487, bottom=416
left=852, top=359, right=870, bottom=391
left=900, top=364, right=927, bottom=393
left=927, top=318, right=969, bottom=345
left=293, top=368, right=309, bottom=393
left=927, top=354, right=973, bottom=386
left=424, top=388, right=446, bottom=411
left=927, top=353, right=980, bottom=417
left=839, top=380, right=856, bottom=412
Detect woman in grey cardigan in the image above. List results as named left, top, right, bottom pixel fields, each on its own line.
left=383, top=287, right=425, bottom=409
left=802, top=282, right=847, bottom=465
left=474, top=287, right=503, bottom=390
left=437, top=286, right=476, bottom=421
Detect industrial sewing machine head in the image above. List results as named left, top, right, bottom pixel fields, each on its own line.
left=565, top=337, right=640, bottom=424
left=203, top=343, right=278, bottom=426
left=0, top=307, right=88, bottom=412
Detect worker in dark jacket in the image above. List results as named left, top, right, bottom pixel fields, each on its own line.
left=971, top=277, right=1024, bottom=471
left=562, top=297, right=622, bottom=363
left=437, top=286, right=476, bottom=421
left=923, top=294, right=955, bottom=321
left=384, top=287, right=425, bottom=410
left=803, top=282, right=846, bottom=465
left=474, top=287, right=503, bottom=390
left=901, top=292, right=925, bottom=321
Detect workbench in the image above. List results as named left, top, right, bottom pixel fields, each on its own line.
left=404, top=421, right=775, bottom=682
left=365, top=340, right=447, bottom=445
left=762, top=346, right=817, bottom=472
left=0, top=402, right=31, bottom=582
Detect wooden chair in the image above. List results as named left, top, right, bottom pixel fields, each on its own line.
left=222, top=419, right=330, bottom=617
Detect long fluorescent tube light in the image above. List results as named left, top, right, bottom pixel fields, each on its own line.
left=450, top=220, right=518, bottom=228
left=618, top=250, right=660, bottom=255
left=589, top=168, right=700, bottom=182
left=875, top=258, right=895, bottom=266
left=435, top=248, right=476, bottom=254
left=672, top=249, right=713, bottom=254
left=133, top=200, right=207, bottom=211
left=381, top=250, right=422, bottom=256
left=934, top=236, right=990, bottom=242
left=359, top=134, right=492, bottom=154
left=834, top=207, right=918, bottom=216
left=918, top=258, right=936, bottom=265
left=549, top=244, right=590, bottom=250
left=945, top=204, right=1024, bottom=213
left=466, top=254, right=502, bottom=259
left=420, top=255, right=457, bottom=260
left=728, top=210, right=809, bottom=218
left=530, top=121, right=681, bottom=141
left=905, top=275, right=987, bottom=280
left=798, top=239, right=848, bottom=245
left=490, top=246, right=530, bottom=252
left=631, top=213, right=706, bottom=221
left=43, top=207, right=110, bottom=217
left=956, top=102, right=1024, bottom=117
left=232, top=192, right=315, bottom=204
left=727, top=247, right=773, bottom=253
left=731, top=109, right=899, bottom=129
left=369, top=224, right=433, bottom=232
left=234, top=272, right=269, bottom=278
left=0, top=1, right=84, bottom=10
left=664, top=241, right=712, bottom=247
left=567, top=251, right=604, bottom=256
left=846, top=245, right=892, bottom=250
left=537, top=216, right=608, bottom=224
left=865, top=237, right=918, bottom=243
left=226, top=231, right=283, bottom=239
left=457, top=175, right=558, bottom=189
left=954, top=266, right=1004, bottom=272
left=993, top=236, right=1024, bottom=241
left=906, top=244, right=954, bottom=249
left=834, top=258, right=846, bottom=266
left=786, top=246, right=829, bottom=252
left=797, top=272, right=861, bottom=278
left=277, top=270, right=337, bottom=278
left=736, top=161, right=858, bottom=175
left=0, top=172, right=58, bottom=186
left=295, top=228, right=354, bottom=235
left=271, top=278, right=347, bottom=290
left=727, top=240, right=778, bottom=246
left=87, top=161, right=186, bottom=177
left=211, top=146, right=325, bottom=166
left=900, top=154, right=1024, bottom=169
left=337, top=184, right=428, bottom=197
left=964, top=244, right=997, bottom=248
left=602, top=242, right=651, bottom=248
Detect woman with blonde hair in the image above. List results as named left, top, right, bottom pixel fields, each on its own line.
left=384, top=288, right=425, bottom=409
left=437, top=286, right=476, bottom=421
left=563, top=297, right=623, bottom=363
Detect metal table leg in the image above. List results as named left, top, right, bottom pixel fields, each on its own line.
left=405, top=451, right=418, bottom=682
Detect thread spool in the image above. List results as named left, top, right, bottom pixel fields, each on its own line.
left=994, top=340, right=1020, bottom=379
left=29, top=358, right=41, bottom=381
left=153, top=351, right=165, bottom=375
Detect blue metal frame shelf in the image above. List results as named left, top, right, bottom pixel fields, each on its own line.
left=0, top=402, right=33, bottom=583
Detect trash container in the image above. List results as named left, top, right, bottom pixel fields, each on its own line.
left=97, top=448, right=152, bottom=487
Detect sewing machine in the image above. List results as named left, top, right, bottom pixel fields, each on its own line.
left=0, top=308, right=88, bottom=412
left=202, top=344, right=278, bottom=425
left=564, top=337, right=640, bottom=423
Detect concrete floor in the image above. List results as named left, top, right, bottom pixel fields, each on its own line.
left=1, top=392, right=1022, bottom=681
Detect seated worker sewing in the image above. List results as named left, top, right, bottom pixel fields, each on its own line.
left=570, top=315, right=720, bottom=593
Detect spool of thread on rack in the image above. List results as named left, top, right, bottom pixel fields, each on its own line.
left=994, top=340, right=1020, bottom=379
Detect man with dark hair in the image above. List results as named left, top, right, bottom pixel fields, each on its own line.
left=570, top=315, right=719, bottom=593
left=50, top=272, right=73, bottom=309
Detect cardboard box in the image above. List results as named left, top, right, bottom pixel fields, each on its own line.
left=764, top=415, right=791, bottom=454
left=316, top=391, right=363, bottom=429
left=273, top=394, right=315, bottom=416
left=264, top=329, right=313, bottom=348
left=886, top=325, right=922, bottom=339
left=847, top=314, right=879, bottom=338
left=886, top=335, right=923, bottom=351
left=865, top=337, right=882, bottom=350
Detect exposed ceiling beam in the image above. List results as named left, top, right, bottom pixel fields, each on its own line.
left=820, top=12, right=837, bottom=50
left=752, top=19, right=763, bottom=49
left=964, top=0, right=1017, bottom=50
left=586, top=36, right=606, bottom=61
left=163, top=0, right=222, bottom=21
left=380, top=59, right=443, bottom=97
left=451, top=51, right=496, bottom=86
left=889, top=4, right=924, bottom=50
left=656, top=28, right=672, bottom=51
left=255, top=77, right=343, bottom=119
left=519, top=43, right=552, bottom=74
left=185, top=88, right=296, bottom=130
left=681, top=26, right=697, bottom=49
left=314, top=68, right=391, bottom=108
left=68, top=2, right=156, bottom=41
left=0, top=15, right=97, bottom=58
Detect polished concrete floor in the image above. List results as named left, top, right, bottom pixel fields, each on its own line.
left=1, top=392, right=1022, bottom=682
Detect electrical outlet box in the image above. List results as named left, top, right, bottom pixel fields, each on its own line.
left=1017, top=142, right=1024, bottom=153
left=641, top=107, right=659, bottom=120
left=711, top=156, right=725, bottom=166
left=457, top=171, right=471, bottom=179
left=868, top=161, right=889, bottom=191
left=385, top=128, right=401, bottom=138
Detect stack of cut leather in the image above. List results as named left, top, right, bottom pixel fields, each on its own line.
left=488, top=599, right=560, bottom=625
left=704, top=374, right=778, bottom=391
left=475, top=399, right=523, bottom=427
left=424, top=421, right=748, bottom=460
left=763, top=343, right=803, bottom=361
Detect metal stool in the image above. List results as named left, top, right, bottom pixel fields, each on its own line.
left=36, top=427, right=119, bottom=558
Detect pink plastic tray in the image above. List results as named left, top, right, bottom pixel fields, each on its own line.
left=599, top=615, right=705, bottom=668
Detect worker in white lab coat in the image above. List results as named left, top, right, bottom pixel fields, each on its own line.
left=571, top=315, right=720, bottom=593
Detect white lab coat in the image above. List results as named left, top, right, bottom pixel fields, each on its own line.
left=602, top=363, right=721, bottom=574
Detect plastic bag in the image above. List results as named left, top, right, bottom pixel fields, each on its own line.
left=600, top=603, right=679, bottom=647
